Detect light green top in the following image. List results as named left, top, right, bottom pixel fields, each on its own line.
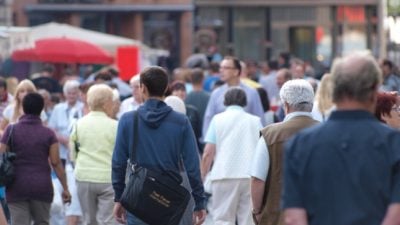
left=70, top=111, right=118, bottom=183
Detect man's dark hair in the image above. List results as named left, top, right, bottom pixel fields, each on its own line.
left=209, top=62, right=220, bottom=73
left=382, top=59, right=393, bottom=70
left=140, top=66, right=169, bottom=97
left=256, top=87, right=270, bottom=112
left=268, top=60, right=279, bottom=70
left=94, top=72, right=112, bottom=81
left=0, top=77, right=7, bottom=89
left=191, top=68, right=205, bottom=85
left=224, top=56, right=242, bottom=76
left=23, top=93, right=44, bottom=116
left=42, top=66, right=54, bottom=74
left=224, top=87, right=247, bottom=107
left=170, top=81, right=186, bottom=92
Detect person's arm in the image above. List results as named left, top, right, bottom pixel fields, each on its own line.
left=282, top=136, right=307, bottom=224
left=69, top=124, right=77, bottom=163
left=0, top=118, right=9, bottom=138
left=0, top=143, right=6, bottom=153
left=251, top=178, right=265, bottom=224
left=200, top=143, right=215, bottom=181
left=0, top=204, right=7, bottom=225
left=181, top=117, right=207, bottom=214
left=381, top=204, right=400, bottom=225
left=250, top=137, right=270, bottom=224
left=112, top=113, right=130, bottom=202
left=382, top=134, right=400, bottom=225
left=0, top=125, right=12, bottom=153
left=283, top=208, right=308, bottom=225
left=49, top=143, right=71, bottom=204
left=112, top=113, right=131, bottom=224
left=253, top=91, right=267, bottom=126
left=202, top=92, right=216, bottom=140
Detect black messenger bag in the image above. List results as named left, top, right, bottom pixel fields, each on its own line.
left=119, top=111, right=190, bottom=225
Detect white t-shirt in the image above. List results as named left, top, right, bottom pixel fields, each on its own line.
left=250, top=138, right=270, bottom=181
left=3, top=104, right=47, bottom=123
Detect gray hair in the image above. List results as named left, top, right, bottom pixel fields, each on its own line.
left=331, top=53, right=382, bottom=103
left=280, top=79, right=314, bottom=112
left=224, top=87, right=247, bottom=107
left=63, top=80, right=80, bottom=94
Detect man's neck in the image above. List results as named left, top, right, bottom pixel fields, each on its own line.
left=68, top=101, right=77, bottom=108
left=145, top=96, right=164, bottom=101
left=335, top=100, right=374, bottom=113
left=226, top=78, right=240, bottom=87
left=192, top=84, right=203, bottom=92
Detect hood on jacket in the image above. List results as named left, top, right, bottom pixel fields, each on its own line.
left=138, top=99, right=172, bottom=128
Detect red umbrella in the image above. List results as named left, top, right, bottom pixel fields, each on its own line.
left=12, top=37, right=113, bottom=64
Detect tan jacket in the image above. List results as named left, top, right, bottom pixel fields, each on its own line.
left=258, top=115, right=319, bottom=225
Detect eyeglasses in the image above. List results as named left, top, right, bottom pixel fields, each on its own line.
left=391, top=106, right=400, bottom=112
left=220, top=66, right=237, bottom=70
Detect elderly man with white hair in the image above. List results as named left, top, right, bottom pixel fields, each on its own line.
left=118, top=75, right=142, bottom=118
left=250, top=79, right=319, bottom=225
left=48, top=79, right=84, bottom=225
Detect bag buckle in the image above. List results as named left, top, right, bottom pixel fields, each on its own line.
left=131, top=163, right=139, bottom=172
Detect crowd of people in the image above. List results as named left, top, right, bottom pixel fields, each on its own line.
left=0, top=51, right=399, bottom=225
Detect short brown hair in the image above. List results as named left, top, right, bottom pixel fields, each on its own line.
left=140, top=66, right=169, bottom=97
left=191, top=68, right=204, bottom=85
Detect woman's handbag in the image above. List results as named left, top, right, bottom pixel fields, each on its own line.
left=0, top=125, right=15, bottom=186
left=119, top=112, right=190, bottom=225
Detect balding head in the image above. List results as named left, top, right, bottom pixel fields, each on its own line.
left=331, top=53, right=382, bottom=104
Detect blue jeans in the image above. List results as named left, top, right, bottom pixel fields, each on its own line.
left=127, top=213, right=148, bottom=225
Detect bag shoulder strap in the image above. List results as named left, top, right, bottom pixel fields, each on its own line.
left=129, top=111, right=139, bottom=165
left=129, top=111, right=184, bottom=172
left=74, top=122, right=80, bottom=157
left=6, top=125, right=14, bottom=153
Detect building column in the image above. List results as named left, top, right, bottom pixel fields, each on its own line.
left=69, top=13, right=81, bottom=27
left=13, top=0, right=37, bottom=26
left=180, top=11, right=193, bottom=66
left=378, top=0, right=387, bottom=59
left=133, top=14, right=143, bottom=41
left=120, top=13, right=140, bottom=41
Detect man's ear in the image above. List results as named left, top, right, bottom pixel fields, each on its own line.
left=283, top=101, right=289, bottom=116
left=381, top=113, right=391, bottom=123
left=140, top=83, right=148, bottom=96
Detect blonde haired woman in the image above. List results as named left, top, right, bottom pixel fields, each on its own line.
left=0, top=79, right=47, bottom=135
left=70, top=84, right=117, bottom=225
left=312, top=74, right=335, bottom=122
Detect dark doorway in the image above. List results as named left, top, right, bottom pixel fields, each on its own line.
left=289, top=27, right=315, bottom=64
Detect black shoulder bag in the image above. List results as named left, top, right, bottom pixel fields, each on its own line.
left=0, top=125, right=16, bottom=186
left=119, top=111, right=190, bottom=225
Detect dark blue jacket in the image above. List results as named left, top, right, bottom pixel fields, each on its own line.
left=112, top=99, right=206, bottom=210
left=282, top=110, right=400, bottom=225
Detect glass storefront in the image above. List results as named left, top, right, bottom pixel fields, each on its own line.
left=196, top=5, right=377, bottom=67
left=233, top=8, right=266, bottom=61
left=143, top=12, right=180, bottom=70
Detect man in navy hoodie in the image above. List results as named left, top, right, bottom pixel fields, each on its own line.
left=112, top=66, right=207, bottom=225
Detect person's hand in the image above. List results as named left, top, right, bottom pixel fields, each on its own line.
left=57, top=135, right=69, bottom=146
left=193, top=209, right=207, bottom=225
left=252, top=212, right=262, bottom=225
left=113, top=202, right=127, bottom=224
left=61, top=189, right=71, bottom=204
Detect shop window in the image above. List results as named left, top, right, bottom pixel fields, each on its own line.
left=233, top=8, right=265, bottom=61
left=336, top=6, right=367, bottom=56
left=81, top=13, right=106, bottom=32
left=143, top=12, right=179, bottom=71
